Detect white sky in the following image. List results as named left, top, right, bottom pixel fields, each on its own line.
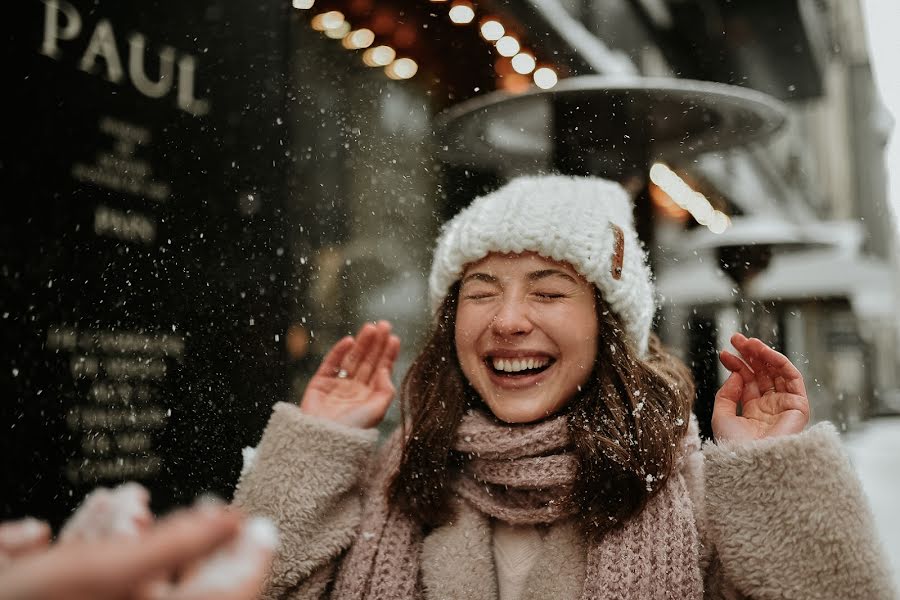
left=861, top=0, right=900, bottom=231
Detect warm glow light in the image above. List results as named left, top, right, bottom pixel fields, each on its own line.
left=498, top=73, right=531, bottom=93
left=533, top=67, right=557, bottom=89
left=325, top=21, right=351, bottom=38
left=311, top=10, right=345, bottom=31
left=511, top=52, right=535, bottom=74
left=649, top=183, right=690, bottom=221
left=292, top=0, right=315, bottom=9
left=342, top=28, right=375, bottom=49
left=448, top=2, right=475, bottom=24
left=495, top=36, right=520, bottom=57
left=385, top=58, right=418, bottom=79
left=648, top=163, right=732, bottom=233
left=363, top=45, right=396, bottom=66
left=480, top=20, right=504, bottom=41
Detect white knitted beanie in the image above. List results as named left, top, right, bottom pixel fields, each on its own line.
left=428, top=175, right=655, bottom=355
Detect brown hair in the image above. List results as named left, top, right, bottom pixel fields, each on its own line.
left=388, top=282, right=695, bottom=537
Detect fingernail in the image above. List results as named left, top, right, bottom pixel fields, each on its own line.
left=0, top=518, right=47, bottom=545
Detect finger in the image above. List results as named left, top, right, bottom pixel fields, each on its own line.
left=0, top=518, right=51, bottom=559
left=369, top=332, right=400, bottom=385
left=730, top=338, right=776, bottom=393
left=370, top=368, right=396, bottom=418
left=719, top=350, right=762, bottom=400
left=4, top=508, right=243, bottom=600
left=314, top=336, right=354, bottom=378
left=711, top=370, right=743, bottom=436
left=718, top=349, right=750, bottom=377
left=713, top=370, right=743, bottom=412
left=745, top=338, right=807, bottom=395
left=355, top=321, right=391, bottom=383
left=373, top=334, right=400, bottom=379
left=161, top=517, right=277, bottom=600
left=744, top=340, right=804, bottom=397
left=340, top=323, right=377, bottom=376
left=110, top=506, right=243, bottom=580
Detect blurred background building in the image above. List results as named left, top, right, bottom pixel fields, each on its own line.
left=284, top=0, right=899, bottom=435
left=3, top=0, right=897, bottom=524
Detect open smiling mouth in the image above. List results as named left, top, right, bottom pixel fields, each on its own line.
left=485, top=356, right=556, bottom=377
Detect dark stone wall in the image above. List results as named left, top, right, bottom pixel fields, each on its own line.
left=2, top=0, right=293, bottom=526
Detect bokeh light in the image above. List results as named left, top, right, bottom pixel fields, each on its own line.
left=480, top=20, right=505, bottom=41
left=448, top=2, right=475, bottom=24
left=495, top=36, right=520, bottom=57
left=511, top=52, right=536, bottom=74
left=533, top=67, right=557, bottom=89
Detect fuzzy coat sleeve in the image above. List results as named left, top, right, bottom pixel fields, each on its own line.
left=233, top=402, right=378, bottom=600
left=698, top=422, right=895, bottom=600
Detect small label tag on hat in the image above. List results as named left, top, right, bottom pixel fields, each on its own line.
left=611, top=224, right=624, bottom=280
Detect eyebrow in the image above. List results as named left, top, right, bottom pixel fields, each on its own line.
left=461, top=272, right=498, bottom=285
left=461, top=269, right=578, bottom=285
left=527, top=269, right=578, bottom=284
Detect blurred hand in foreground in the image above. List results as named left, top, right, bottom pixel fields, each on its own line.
left=300, top=320, right=401, bottom=429
left=713, top=333, right=810, bottom=443
left=0, top=502, right=276, bottom=600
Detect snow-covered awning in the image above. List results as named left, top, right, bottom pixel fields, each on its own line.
left=656, top=258, right=736, bottom=306
left=746, top=250, right=895, bottom=319
left=657, top=247, right=896, bottom=320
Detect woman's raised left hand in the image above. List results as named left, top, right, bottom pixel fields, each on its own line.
left=712, top=333, right=810, bottom=443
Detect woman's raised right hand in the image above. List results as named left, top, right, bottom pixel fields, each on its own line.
left=299, top=321, right=401, bottom=429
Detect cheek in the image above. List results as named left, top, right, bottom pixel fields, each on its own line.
left=454, top=311, right=481, bottom=365
left=563, top=308, right=599, bottom=366
left=454, top=305, right=489, bottom=346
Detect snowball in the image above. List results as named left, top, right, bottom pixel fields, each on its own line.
left=176, top=516, right=279, bottom=593
left=60, top=482, right=151, bottom=542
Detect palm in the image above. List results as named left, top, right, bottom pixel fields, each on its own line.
left=300, top=321, right=401, bottom=429
left=713, top=333, right=810, bottom=442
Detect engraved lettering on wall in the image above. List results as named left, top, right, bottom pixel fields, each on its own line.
left=39, top=0, right=210, bottom=116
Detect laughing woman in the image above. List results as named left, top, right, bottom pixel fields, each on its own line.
left=235, top=176, right=894, bottom=599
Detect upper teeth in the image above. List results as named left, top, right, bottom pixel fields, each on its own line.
left=491, top=357, right=550, bottom=372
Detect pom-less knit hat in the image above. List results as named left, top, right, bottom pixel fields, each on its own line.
left=428, top=175, right=655, bottom=355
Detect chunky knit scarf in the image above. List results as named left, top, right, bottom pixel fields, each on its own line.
left=331, top=410, right=703, bottom=599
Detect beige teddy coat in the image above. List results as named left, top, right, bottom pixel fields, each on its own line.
left=234, top=402, right=895, bottom=599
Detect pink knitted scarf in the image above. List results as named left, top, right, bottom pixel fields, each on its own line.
left=331, top=410, right=703, bottom=599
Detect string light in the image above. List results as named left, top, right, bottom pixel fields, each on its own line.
left=533, top=67, right=557, bottom=89
left=300, top=2, right=561, bottom=89
left=324, top=21, right=351, bottom=39
left=511, top=52, right=535, bottom=74
left=311, top=10, right=345, bottom=31
left=363, top=45, right=396, bottom=67
left=385, top=58, right=418, bottom=80
left=480, top=20, right=504, bottom=41
left=342, top=28, right=375, bottom=49
left=448, top=2, right=475, bottom=24
left=495, top=35, right=520, bottom=57
left=648, top=163, right=732, bottom=233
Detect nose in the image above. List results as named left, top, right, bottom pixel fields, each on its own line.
left=491, top=297, right=533, bottom=337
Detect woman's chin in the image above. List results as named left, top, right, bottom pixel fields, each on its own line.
left=483, top=396, right=567, bottom=424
